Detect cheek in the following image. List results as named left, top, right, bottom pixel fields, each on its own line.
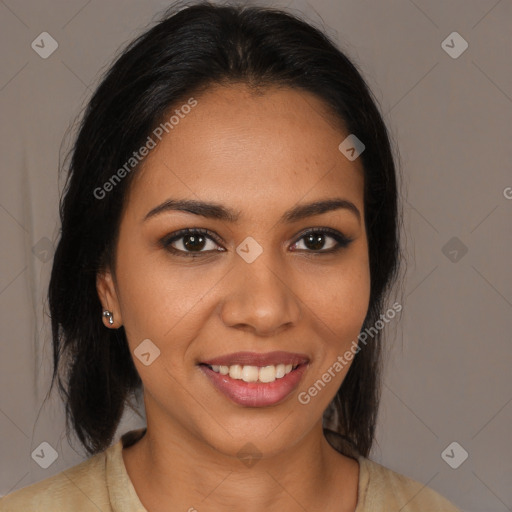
left=301, top=256, right=371, bottom=344
left=114, top=245, right=221, bottom=350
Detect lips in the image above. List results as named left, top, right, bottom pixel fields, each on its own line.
left=198, top=351, right=310, bottom=407
left=201, top=351, right=309, bottom=367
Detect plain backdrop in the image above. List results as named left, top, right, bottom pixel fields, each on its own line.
left=0, top=1, right=511, bottom=511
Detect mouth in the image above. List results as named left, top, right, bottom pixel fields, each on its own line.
left=198, top=351, right=309, bottom=407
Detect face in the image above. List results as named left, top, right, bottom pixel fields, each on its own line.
left=97, top=83, right=370, bottom=458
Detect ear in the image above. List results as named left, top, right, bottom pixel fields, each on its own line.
left=96, top=269, right=123, bottom=328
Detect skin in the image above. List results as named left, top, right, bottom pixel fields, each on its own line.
left=97, top=83, right=370, bottom=512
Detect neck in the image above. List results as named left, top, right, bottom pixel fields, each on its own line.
left=123, top=416, right=359, bottom=512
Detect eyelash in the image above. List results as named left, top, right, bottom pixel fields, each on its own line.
left=159, top=227, right=353, bottom=258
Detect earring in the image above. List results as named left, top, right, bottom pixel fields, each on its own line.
left=103, top=310, right=114, bottom=325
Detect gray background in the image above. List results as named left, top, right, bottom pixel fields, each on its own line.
left=1, top=0, right=511, bottom=510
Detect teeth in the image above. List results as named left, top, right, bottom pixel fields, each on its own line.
left=209, top=363, right=298, bottom=383
left=275, top=364, right=286, bottom=378
left=242, top=365, right=259, bottom=382
left=259, top=365, right=277, bottom=383
left=229, top=365, right=243, bottom=380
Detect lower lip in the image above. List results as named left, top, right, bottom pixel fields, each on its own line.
left=199, top=364, right=308, bottom=407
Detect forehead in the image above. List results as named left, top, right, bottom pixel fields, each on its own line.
left=125, top=84, right=364, bottom=218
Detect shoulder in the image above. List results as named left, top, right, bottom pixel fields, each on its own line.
left=0, top=449, right=110, bottom=512
left=358, top=456, right=461, bottom=511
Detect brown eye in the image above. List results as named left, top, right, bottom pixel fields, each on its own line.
left=290, top=228, right=353, bottom=254
left=180, top=233, right=208, bottom=252
left=161, top=228, right=224, bottom=257
left=303, top=233, right=334, bottom=251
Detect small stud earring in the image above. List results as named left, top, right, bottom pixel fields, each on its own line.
left=103, top=310, right=114, bottom=325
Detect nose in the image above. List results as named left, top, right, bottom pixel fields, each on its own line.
left=218, top=250, right=301, bottom=337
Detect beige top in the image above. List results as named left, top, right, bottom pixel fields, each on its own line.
left=1, top=428, right=460, bottom=511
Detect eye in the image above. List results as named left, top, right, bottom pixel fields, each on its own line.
left=290, top=227, right=353, bottom=254
left=160, top=228, right=224, bottom=258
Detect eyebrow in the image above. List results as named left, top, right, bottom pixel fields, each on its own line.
left=143, top=197, right=361, bottom=224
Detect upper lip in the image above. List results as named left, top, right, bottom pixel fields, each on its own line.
left=201, top=351, right=309, bottom=367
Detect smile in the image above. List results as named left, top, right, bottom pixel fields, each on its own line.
left=199, top=351, right=309, bottom=407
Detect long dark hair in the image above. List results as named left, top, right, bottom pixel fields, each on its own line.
left=48, top=0, right=402, bottom=457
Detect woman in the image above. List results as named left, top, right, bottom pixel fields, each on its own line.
left=1, top=2, right=460, bottom=510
